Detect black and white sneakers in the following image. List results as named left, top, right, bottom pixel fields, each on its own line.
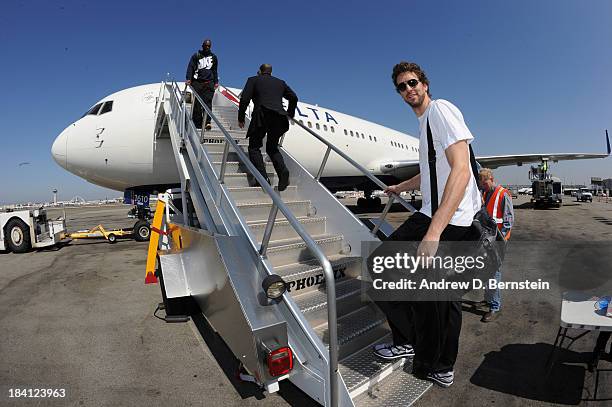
left=426, top=370, right=454, bottom=387
left=373, top=342, right=454, bottom=388
left=372, top=343, right=415, bottom=360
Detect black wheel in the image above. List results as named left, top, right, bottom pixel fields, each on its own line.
left=5, top=218, right=31, bottom=253
left=371, top=197, right=382, bottom=208
left=133, top=220, right=151, bottom=242
left=357, top=197, right=367, bottom=208
left=108, top=233, right=117, bottom=244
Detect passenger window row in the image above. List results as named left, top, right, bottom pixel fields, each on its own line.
left=342, top=128, right=377, bottom=143
left=293, top=119, right=380, bottom=143
left=288, top=118, right=418, bottom=151
left=391, top=140, right=419, bottom=152
left=295, top=120, right=336, bottom=134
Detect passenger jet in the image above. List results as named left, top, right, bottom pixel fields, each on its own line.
left=51, top=83, right=610, bottom=207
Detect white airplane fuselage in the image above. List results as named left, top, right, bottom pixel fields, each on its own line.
left=51, top=83, right=420, bottom=193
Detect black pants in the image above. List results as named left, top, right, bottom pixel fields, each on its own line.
left=192, top=80, right=214, bottom=128
left=246, top=108, right=289, bottom=185
left=378, top=212, right=474, bottom=375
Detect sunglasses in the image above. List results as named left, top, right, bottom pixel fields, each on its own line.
left=395, top=79, right=419, bottom=93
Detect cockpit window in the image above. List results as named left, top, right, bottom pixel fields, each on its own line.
left=99, top=101, right=113, bottom=115
left=82, top=103, right=103, bottom=118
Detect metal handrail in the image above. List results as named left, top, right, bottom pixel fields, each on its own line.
left=165, top=84, right=218, bottom=232
left=221, top=86, right=417, bottom=234
left=289, top=118, right=417, bottom=211
left=174, top=82, right=339, bottom=406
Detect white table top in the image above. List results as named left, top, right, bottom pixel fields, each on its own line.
left=560, top=292, right=612, bottom=331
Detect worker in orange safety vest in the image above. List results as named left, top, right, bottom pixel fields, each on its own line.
left=476, top=168, right=513, bottom=322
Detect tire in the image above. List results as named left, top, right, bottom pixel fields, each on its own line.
left=133, top=220, right=151, bottom=242
left=357, top=197, right=367, bottom=208
left=371, top=197, right=382, bottom=208
left=107, top=233, right=117, bottom=244
left=5, top=218, right=31, bottom=253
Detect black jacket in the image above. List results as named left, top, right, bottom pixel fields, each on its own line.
left=186, top=50, right=218, bottom=84
left=238, top=75, right=298, bottom=123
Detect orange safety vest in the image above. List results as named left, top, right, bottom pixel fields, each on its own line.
left=483, top=185, right=511, bottom=241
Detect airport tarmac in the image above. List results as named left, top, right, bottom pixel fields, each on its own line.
left=1, top=195, right=611, bottom=406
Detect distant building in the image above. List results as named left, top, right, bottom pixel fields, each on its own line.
left=591, top=177, right=604, bottom=195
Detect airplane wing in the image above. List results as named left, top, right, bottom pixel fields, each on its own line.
left=378, top=131, right=610, bottom=178
left=475, top=151, right=610, bottom=169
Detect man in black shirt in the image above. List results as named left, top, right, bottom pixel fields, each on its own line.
left=238, top=64, right=297, bottom=191
left=186, top=39, right=218, bottom=130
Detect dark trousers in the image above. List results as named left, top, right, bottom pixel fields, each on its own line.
left=378, top=212, right=474, bottom=375
left=192, top=80, right=214, bottom=128
left=246, top=108, right=289, bottom=185
left=594, top=331, right=612, bottom=355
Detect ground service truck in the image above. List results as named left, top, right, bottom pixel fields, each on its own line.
left=529, top=159, right=563, bottom=208
left=0, top=208, right=66, bottom=253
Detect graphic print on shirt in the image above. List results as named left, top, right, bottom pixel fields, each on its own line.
left=198, top=56, right=213, bottom=70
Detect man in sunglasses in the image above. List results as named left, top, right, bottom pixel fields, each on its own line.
left=373, top=62, right=481, bottom=388
left=186, top=39, right=219, bottom=130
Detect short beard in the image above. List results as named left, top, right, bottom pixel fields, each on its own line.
left=406, top=92, right=425, bottom=108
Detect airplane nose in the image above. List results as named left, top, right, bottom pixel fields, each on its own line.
left=51, top=129, right=68, bottom=169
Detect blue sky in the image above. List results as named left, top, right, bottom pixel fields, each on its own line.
left=1, top=0, right=611, bottom=204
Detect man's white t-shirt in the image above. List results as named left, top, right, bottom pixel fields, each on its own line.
left=417, top=99, right=481, bottom=226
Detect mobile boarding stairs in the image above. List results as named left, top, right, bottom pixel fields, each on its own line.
left=150, top=81, right=432, bottom=406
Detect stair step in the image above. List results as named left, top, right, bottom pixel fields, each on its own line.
left=213, top=161, right=275, bottom=174
left=295, top=273, right=363, bottom=308
left=274, top=255, right=361, bottom=295
left=221, top=172, right=276, bottom=187
left=315, top=304, right=389, bottom=360
left=227, top=185, right=298, bottom=202
left=210, top=126, right=241, bottom=132
left=202, top=142, right=248, bottom=153
left=208, top=151, right=242, bottom=162
left=248, top=216, right=326, bottom=243
left=236, top=200, right=311, bottom=222
left=202, top=132, right=247, bottom=140
left=353, top=366, right=432, bottom=406
left=293, top=278, right=364, bottom=326
left=339, top=335, right=410, bottom=398
left=212, top=109, right=239, bottom=117
left=266, top=234, right=345, bottom=267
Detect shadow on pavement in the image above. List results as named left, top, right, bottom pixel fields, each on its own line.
left=470, top=342, right=589, bottom=405
left=191, top=313, right=319, bottom=406
left=514, top=202, right=535, bottom=209
left=190, top=313, right=266, bottom=400
left=36, top=241, right=74, bottom=251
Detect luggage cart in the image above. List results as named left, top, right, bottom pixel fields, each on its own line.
left=68, top=225, right=133, bottom=244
